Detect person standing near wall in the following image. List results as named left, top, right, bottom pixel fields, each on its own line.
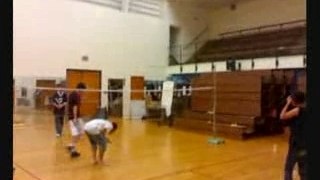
left=51, top=83, right=67, bottom=137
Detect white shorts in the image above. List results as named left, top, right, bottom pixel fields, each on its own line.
left=69, top=118, right=85, bottom=136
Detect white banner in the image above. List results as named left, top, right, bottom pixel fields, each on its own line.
left=161, top=81, right=174, bottom=117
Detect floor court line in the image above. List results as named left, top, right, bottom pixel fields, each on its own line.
left=14, top=162, right=43, bottom=180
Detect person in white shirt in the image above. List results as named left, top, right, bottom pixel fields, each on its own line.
left=84, top=118, right=118, bottom=165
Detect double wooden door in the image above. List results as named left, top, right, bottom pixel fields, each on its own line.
left=66, top=69, right=101, bottom=117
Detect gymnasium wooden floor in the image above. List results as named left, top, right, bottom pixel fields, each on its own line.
left=13, top=109, right=298, bottom=180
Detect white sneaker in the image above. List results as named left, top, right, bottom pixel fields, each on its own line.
left=56, top=134, right=61, bottom=137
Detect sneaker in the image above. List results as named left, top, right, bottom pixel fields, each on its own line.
left=70, top=151, right=80, bottom=158
left=56, top=134, right=61, bottom=137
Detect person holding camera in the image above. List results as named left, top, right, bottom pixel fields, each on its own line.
left=280, top=91, right=307, bottom=180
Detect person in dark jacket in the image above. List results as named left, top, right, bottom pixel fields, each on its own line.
left=52, top=83, right=67, bottom=137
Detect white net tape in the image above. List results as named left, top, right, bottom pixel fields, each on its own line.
left=14, top=86, right=214, bottom=93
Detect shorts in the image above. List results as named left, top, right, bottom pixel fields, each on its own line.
left=85, top=132, right=107, bottom=151
left=69, top=118, right=85, bottom=136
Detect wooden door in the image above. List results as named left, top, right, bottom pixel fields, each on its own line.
left=35, top=80, right=56, bottom=110
left=131, top=76, right=144, bottom=100
left=66, top=69, right=101, bottom=117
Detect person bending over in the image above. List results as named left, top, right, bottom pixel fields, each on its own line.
left=84, top=118, right=118, bottom=165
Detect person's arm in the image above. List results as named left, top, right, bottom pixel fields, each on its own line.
left=72, top=94, right=80, bottom=121
left=101, top=129, right=107, bottom=135
left=51, top=95, right=60, bottom=109
left=56, top=102, right=62, bottom=109
left=280, top=96, right=299, bottom=120
left=61, top=94, right=67, bottom=108
left=73, top=105, right=78, bottom=121
left=61, top=102, right=67, bottom=108
left=53, top=102, right=59, bottom=108
left=101, top=129, right=112, bottom=144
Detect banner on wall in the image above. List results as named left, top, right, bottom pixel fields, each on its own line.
left=161, top=81, right=174, bottom=117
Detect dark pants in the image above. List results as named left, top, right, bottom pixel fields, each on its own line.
left=284, top=144, right=307, bottom=180
left=54, top=114, right=64, bottom=135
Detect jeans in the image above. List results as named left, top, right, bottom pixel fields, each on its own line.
left=284, top=143, right=307, bottom=180
left=54, top=114, right=64, bottom=135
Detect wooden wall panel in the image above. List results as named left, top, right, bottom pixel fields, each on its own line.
left=215, top=114, right=256, bottom=126
left=189, top=69, right=304, bottom=124
left=191, top=98, right=212, bottom=112
left=216, top=100, right=260, bottom=116
left=191, top=71, right=262, bottom=115
left=217, top=92, right=260, bottom=101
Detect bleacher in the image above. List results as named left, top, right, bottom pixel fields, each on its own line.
left=187, top=20, right=306, bottom=63
left=172, top=69, right=306, bottom=139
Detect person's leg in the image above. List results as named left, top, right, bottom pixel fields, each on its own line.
left=86, top=133, right=98, bottom=164
left=58, top=115, right=64, bottom=135
left=98, top=135, right=107, bottom=164
left=56, top=115, right=63, bottom=136
left=68, top=120, right=76, bottom=147
left=72, top=118, right=85, bottom=156
left=73, top=118, right=84, bottom=145
left=69, top=135, right=81, bottom=157
left=70, top=118, right=84, bottom=143
left=75, top=118, right=85, bottom=137
left=297, top=149, right=307, bottom=180
left=284, top=145, right=297, bottom=180
left=71, top=135, right=81, bottom=147
left=68, top=120, right=81, bottom=157
left=92, top=145, right=98, bottom=164
left=54, top=115, right=60, bottom=136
